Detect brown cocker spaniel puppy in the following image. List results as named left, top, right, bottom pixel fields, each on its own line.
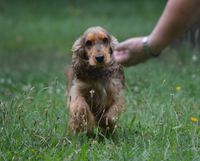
left=67, top=26, right=125, bottom=134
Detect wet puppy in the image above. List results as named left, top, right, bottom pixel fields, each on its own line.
left=67, top=26, right=125, bottom=134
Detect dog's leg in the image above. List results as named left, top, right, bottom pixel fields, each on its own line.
left=99, top=95, right=125, bottom=133
left=68, top=86, right=95, bottom=134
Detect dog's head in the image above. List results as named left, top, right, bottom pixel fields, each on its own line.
left=72, top=26, right=118, bottom=67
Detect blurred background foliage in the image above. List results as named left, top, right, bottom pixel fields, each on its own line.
left=0, top=0, right=166, bottom=53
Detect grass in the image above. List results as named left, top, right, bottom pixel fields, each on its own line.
left=0, top=0, right=200, bottom=160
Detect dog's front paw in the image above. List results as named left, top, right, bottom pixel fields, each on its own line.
left=98, top=114, right=118, bottom=134
left=69, top=101, right=88, bottom=133
left=69, top=100, right=95, bottom=134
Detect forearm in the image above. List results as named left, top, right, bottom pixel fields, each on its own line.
left=149, top=0, right=200, bottom=53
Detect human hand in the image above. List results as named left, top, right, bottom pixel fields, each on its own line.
left=113, top=37, right=151, bottom=66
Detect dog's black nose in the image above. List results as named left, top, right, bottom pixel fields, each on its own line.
left=95, top=55, right=104, bottom=63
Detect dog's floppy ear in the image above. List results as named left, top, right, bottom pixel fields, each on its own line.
left=72, top=37, right=88, bottom=76
left=109, top=35, right=118, bottom=55
left=72, top=37, right=87, bottom=60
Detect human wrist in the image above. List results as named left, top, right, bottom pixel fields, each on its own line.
left=148, top=33, right=167, bottom=56
left=142, top=36, right=161, bottom=57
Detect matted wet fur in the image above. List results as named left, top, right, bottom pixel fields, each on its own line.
left=66, top=26, right=125, bottom=134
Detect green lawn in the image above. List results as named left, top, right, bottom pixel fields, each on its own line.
left=0, top=0, right=200, bottom=160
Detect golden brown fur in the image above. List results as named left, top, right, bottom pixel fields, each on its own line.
left=66, top=26, right=125, bottom=134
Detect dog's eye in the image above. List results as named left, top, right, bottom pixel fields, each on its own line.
left=102, top=37, right=109, bottom=45
left=85, top=40, right=93, bottom=48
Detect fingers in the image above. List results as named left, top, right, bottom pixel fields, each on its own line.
left=113, top=39, right=132, bottom=65
left=113, top=40, right=130, bottom=58
left=113, top=50, right=129, bottom=65
left=113, top=37, right=146, bottom=66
